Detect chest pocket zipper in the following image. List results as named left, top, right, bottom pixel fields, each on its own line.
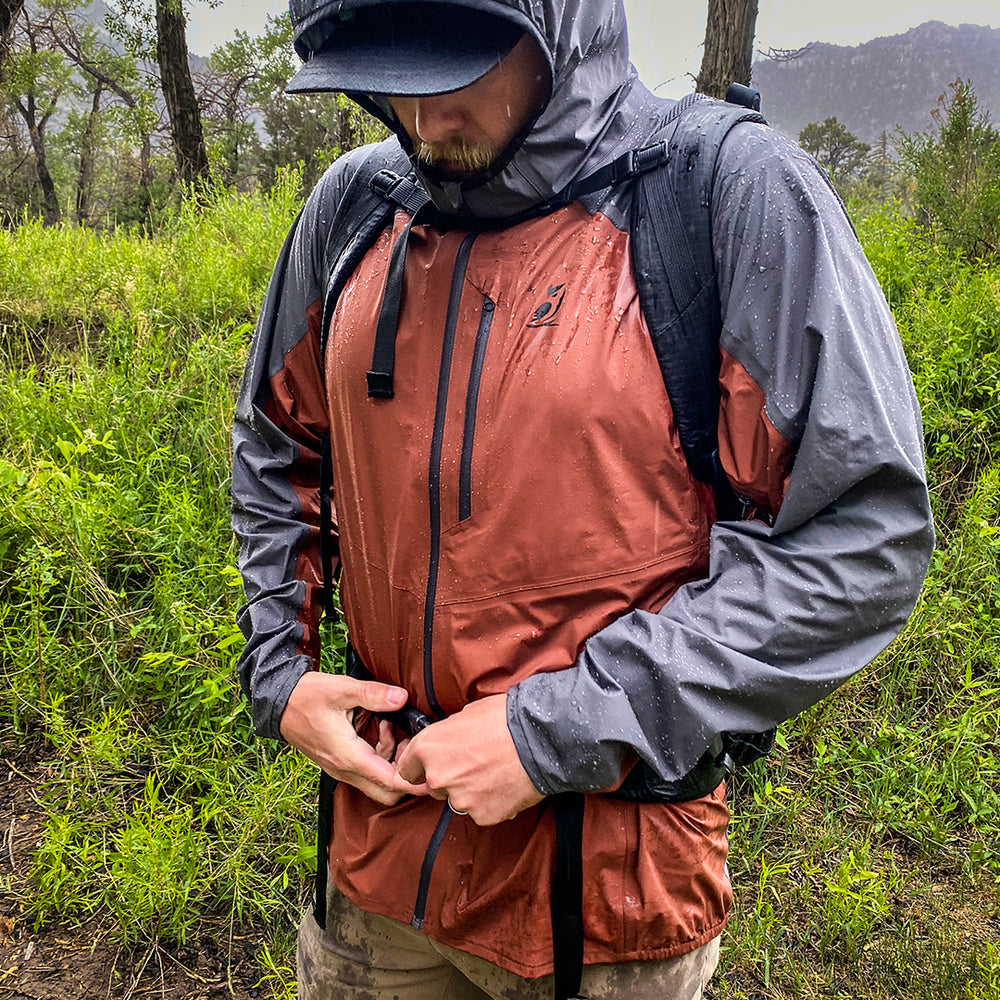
left=459, top=296, right=496, bottom=523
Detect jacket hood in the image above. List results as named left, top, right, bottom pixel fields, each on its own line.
left=348, top=0, right=640, bottom=219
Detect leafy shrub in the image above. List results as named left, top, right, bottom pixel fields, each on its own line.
left=857, top=203, right=1000, bottom=511
left=897, top=79, right=1000, bottom=261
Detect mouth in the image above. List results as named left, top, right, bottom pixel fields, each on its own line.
left=435, top=160, right=478, bottom=179
left=416, top=140, right=500, bottom=179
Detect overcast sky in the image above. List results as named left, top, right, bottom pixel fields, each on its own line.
left=187, top=1, right=1000, bottom=98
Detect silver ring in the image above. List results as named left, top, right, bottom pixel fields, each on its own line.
left=447, top=797, right=468, bottom=816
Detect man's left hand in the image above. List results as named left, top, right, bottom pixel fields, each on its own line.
left=394, top=694, right=544, bottom=826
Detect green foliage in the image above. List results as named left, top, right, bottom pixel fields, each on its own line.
left=0, top=179, right=313, bottom=963
left=898, top=79, right=1000, bottom=260
left=799, top=116, right=870, bottom=182
left=857, top=203, right=1000, bottom=500
left=0, top=166, right=301, bottom=338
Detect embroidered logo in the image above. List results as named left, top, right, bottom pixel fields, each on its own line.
left=527, top=284, right=566, bottom=327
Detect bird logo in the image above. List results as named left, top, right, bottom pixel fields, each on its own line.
left=527, top=284, right=566, bottom=328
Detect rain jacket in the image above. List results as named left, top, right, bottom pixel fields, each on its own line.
left=232, top=0, right=934, bottom=978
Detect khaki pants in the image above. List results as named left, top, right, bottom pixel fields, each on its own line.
left=298, top=886, right=721, bottom=1000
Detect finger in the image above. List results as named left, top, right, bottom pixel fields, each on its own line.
left=338, top=677, right=409, bottom=714
left=389, top=739, right=428, bottom=795
left=336, top=738, right=426, bottom=800
left=394, top=740, right=428, bottom=786
left=392, top=736, right=411, bottom=763
left=347, top=780, right=405, bottom=807
left=374, top=719, right=396, bottom=761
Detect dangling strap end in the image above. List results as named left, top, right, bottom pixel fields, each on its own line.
left=366, top=370, right=395, bottom=398
left=313, top=769, right=337, bottom=930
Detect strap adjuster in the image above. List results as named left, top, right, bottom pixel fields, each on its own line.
left=632, top=141, right=668, bottom=174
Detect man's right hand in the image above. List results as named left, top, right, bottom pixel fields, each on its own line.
left=279, top=671, right=428, bottom=806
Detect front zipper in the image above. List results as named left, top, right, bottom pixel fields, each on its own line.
left=412, top=231, right=478, bottom=932
left=459, top=297, right=495, bottom=522
left=412, top=802, right=454, bottom=928
left=422, top=230, right=477, bottom=719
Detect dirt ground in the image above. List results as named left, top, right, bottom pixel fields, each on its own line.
left=0, top=742, right=274, bottom=1000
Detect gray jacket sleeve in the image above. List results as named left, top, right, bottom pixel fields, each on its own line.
left=507, top=125, right=935, bottom=794
left=232, top=152, right=367, bottom=739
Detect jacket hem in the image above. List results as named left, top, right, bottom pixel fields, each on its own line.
left=333, top=873, right=730, bottom=980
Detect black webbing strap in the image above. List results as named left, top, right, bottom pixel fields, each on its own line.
left=313, top=769, right=337, bottom=929
left=318, top=432, right=337, bottom=618
left=561, top=141, right=668, bottom=204
left=371, top=168, right=430, bottom=215
left=551, top=793, right=588, bottom=1000
left=539, top=92, right=702, bottom=216
left=366, top=204, right=428, bottom=398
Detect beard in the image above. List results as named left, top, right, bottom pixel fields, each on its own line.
left=415, top=138, right=501, bottom=178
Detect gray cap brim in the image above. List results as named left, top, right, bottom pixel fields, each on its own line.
left=286, top=4, right=525, bottom=97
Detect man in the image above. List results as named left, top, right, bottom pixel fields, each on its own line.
left=232, top=1, right=934, bottom=997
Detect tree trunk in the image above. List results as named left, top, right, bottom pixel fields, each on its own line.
left=14, top=93, right=60, bottom=224
left=27, top=120, right=60, bottom=224
left=0, top=0, right=24, bottom=79
left=75, top=82, right=103, bottom=224
left=696, top=0, right=759, bottom=99
left=138, top=132, right=152, bottom=187
left=154, top=0, right=208, bottom=187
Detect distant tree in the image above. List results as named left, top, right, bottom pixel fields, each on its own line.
left=49, top=4, right=158, bottom=189
left=0, top=0, right=24, bottom=78
left=696, top=0, right=758, bottom=99
left=105, top=0, right=209, bottom=186
left=220, top=12, right=386, bottom=190
left=799, top=117, right=870, bottom=182
left=62, top=79, right=105, bottom=222
left=864, top=130, right=895, bottom=202
left=201, top=18, right=293, bottom=186
left=3, top=7, right=73, bottom=223
left=898, top=79, right=1000, bottom=259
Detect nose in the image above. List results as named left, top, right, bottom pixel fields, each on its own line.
left=411, top=95, right=466, bottom=144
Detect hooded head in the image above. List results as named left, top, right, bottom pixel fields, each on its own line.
left=287, top=0, right=637, bottom=219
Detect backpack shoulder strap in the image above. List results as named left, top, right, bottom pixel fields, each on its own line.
left=318, top=138, right=426, bottom=356
left=630, top=94, right=767, bottom=519
left=316, top=139, right=422, bottom=618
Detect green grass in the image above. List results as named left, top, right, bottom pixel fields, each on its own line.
left=1, top=187, right=998, bottom=998
left=0, top=174, right=312, bottom=991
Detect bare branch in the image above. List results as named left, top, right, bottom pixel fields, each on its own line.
left=757, top=43, right=815, bottom=63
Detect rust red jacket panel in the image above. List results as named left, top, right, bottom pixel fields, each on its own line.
left=321, top=206, right=729, bottom=971
left=328, top=206, right=713, bottom=714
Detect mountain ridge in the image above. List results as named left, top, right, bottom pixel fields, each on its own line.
left=751, top=20, right=1000, bottom=145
